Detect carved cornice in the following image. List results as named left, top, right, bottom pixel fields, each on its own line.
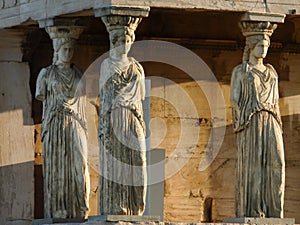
left=240, top=12, right=285, bottom=23
left=94, top=5, right=150, bottom=18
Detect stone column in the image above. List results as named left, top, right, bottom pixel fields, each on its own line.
left=0, top=29, right=34, bottom=225
left=37, top=18, right=90, bottom=220
left=94, top=5, right=150, bottom=217
left=227, top=12, right=295, bottom=223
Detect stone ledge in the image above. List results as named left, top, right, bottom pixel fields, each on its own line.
left=94, top=5, right=150, bottom=17
left=32, top=218, right=85, bottom=225
left=240, top=11, right=286, bottom=23
left=88, top=215, right=161, bottom=222
left=85, top=223, right=246, bottom=225
left=31, top=221, right=300, bottom=225
left=223, top=217, right=295, bottom=225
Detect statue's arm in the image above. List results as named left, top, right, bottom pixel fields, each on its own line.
left=230, top=65, right=242, bottom=111
left=266, top=64, right=280, bottom=104
left=230, top=65, right=243, bottom=126
left=73, top=64, right=86, bottom=95
left=99, top=60, right=109, bottom=116
left=138, top=63, right=146, bottom=101
left=267, top=64, right=283, bottom=129
left=35, top=68, right=48, bottom=101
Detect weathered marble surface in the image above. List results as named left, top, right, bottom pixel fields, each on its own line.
left=223, top=217, right=295, bottom=224
left=2, top=0, right=300, bottom=29
left=98, top=15, right=147, bottom=216
left=31, top=221, right=300, bottom=225
left=230, top=19, right=285, bottom=217
left=88, top=215, right=160, bottom=222
left=0, top=62, right=34, bottom=225
left=0, top=29, right=34, bottom=225
left=36, top=26, right=89, bottom=219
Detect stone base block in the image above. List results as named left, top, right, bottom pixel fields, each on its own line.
left=223, top=217, right=295, bottom=225
left=32, top=218, right=85, bottom=225
left=88, top=215, right=161, bottom=222
left=31, top=220, right=299, bottom=225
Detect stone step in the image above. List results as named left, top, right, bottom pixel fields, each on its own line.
left=32, top=216, right=297, bottom=225
left=223, top=217, right=295, bottom=225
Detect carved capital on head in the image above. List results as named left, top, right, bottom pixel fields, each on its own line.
left=239, top=12, right=285, bottom=37
left=102, top=15, right=142, bottom=33
left=45, top=26, right=84, bottom=40
left=44, top=26, right=84, bottom=64
left=239, top=21, right=277, bottom=37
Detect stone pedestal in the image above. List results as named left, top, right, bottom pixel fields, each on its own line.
left=32, top=218, right=85, bottom=225
left=31, top=221, right=299, bottom=225
left=88, top=215, right=160, bottom=223
left=144, top=149, right=165, bottom=220
left=223, top=218, right=295, bottom=225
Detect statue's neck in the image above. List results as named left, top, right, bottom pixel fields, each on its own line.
left=249, top=55, right=266, bottom=72
left=110, top=51, right=128, bottom=60
left=249, top=55, right=263, bottom=65
left=56, top=61, right=71, bottom=69
left=110, top=53, right=131, bottom=69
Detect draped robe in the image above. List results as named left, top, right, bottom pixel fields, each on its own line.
left=36, top=64, right=89, bottom=219
left=230, top=63, right=285, bottom=218
left=99, top=57, right=147, bottom=215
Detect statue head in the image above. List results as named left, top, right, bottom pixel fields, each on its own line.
left=102, top=16, right=141, bottom=57
left=52, top=38, right=76, bottom=64
left=243, top=34, right=270, bottom=62
left=109, top=27, right=135, bottom=55
left=239, top=21, right=275, bottom=63
left=45, top=26, right=83, bottom=65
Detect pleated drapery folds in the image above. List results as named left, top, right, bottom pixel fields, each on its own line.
left=36, top=64, right=89, bottom=219
left=99, top=57, right=147, bottom=215
left=231, top=63, right=285, bottom=218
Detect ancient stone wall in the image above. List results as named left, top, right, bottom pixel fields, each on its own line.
left=0, top=29, right=34, bottom=225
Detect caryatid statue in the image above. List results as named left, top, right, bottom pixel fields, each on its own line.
left=36, top=26, right=90, bottom=219
left=98, top=15, right=147, bottom=216
left=230, top=21, right=285, bottom=218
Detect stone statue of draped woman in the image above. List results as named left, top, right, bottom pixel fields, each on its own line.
left=36, top=30, right=89, bottom=219
left=99, top=16, right=147, bottom=216
left=230, top=33, right=285, bottom=218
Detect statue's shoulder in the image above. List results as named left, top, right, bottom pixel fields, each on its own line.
left=265, top=63, right=278, bottom=77
left=100, top=58, right=110, bottom=72
left=102, top=58, right=110, bottom=66
left=130, top=57, right=144, bottom=75
left=231, top=63, right=246, bottom=80
left=37, top=65, right=54, bottom=80
left=131, top=57, right=142, bottom=66
left=232, top=63, right=247, bottom=74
